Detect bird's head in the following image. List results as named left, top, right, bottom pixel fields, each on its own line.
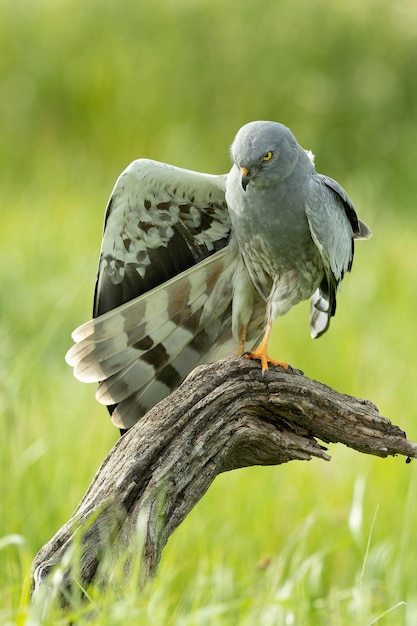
left=230, top=121, right=301, bottom=191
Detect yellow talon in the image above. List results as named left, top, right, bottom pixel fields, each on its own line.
left=244, top=349, right=288, bottom=371
left=243, top=321, right=288, bottom=372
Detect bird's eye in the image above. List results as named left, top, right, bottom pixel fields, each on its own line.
left=262, top=151, right=273, bottom=162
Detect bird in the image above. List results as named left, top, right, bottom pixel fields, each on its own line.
left=66, top=120, right=371, bottom=432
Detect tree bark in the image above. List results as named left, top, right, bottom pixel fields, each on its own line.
left=31, top=357, right=417, bottom=598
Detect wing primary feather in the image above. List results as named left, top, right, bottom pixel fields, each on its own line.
left=66, top=249, right=230, bottom=385
left=93, top=159, right=230, bottom=319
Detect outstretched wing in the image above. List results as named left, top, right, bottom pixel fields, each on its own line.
left=306, top=174, right=371, bottom=338
left=66, top=249, right=239, bottom=429
left=67, top=159, right=236, bottom=430
left=94, top=159, right=231, bottom=316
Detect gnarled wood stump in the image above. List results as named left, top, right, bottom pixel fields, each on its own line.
left=31, top=357, right=417, bottom=598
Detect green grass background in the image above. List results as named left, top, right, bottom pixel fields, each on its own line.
left=2, top=0, right=417, bottom=623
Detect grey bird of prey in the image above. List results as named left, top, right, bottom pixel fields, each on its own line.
left=66, top=121, right=371, bottom=431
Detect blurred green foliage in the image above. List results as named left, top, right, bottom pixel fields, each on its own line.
left=2, top=0, right=417, bottom=206
left=1, top=0, right=417, bottom=623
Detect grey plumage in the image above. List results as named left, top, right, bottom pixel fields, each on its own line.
left=226, top=121, right=370, bottom=344
left=66, top=121, right=371, bottom=430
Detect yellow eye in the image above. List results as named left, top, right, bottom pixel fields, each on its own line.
left=262, top=151, right=273, bottom=161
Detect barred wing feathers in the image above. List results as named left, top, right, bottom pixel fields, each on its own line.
left=94, top=158, right=231, bottom=317
left=67, top=250, right=237, bottom=429
left=67, top=159, right=236, bottom=429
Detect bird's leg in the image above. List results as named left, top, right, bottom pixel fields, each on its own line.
left=243, top=319, right=288, bottom=373
left=238, top=325, right=247, bottom=355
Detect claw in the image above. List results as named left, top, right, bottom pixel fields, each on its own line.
left=241, top=320, right=288, bottom=374
left=243, top=349, right=288, bottom=372
left=242, top=321, right=288, bottom=370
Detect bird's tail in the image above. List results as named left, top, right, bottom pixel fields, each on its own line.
left=309, top=281, right=336, bottom=339
left=66, top=250, right=234, bottom=429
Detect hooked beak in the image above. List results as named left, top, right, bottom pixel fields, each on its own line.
left=240, top=166, right=250, bottom=191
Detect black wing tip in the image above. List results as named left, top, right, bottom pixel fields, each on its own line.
left=355, top=219, right=372, bottom=240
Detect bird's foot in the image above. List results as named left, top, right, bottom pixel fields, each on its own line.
left=243, top=350, right=288, bottom=376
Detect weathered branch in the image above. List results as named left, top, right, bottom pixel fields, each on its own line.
left=31, top=357, right=417, bottom=598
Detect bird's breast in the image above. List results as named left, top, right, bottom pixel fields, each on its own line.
left=228, top=183, right=313, bottom=256
left=226, top=176, right=323, bottom=302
